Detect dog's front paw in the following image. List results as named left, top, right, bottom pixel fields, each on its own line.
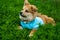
left=18, top=26, right=23, bottom=30
left=29, top=34, right=33, bottom=37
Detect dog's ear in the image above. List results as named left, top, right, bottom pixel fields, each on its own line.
left=31, top=5, right=38, bottom=12
left=24, top=0, right=30, bottom=5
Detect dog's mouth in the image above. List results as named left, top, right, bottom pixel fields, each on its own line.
left=21, top=15, right=27, bottom=18
left=20, top=13, right=27, bottom=18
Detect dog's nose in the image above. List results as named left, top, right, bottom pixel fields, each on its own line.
left=20, top=12, right=26, bottom=17
left=20, top=12, right=23, bottom=16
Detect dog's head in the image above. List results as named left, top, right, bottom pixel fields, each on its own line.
left=19, top=0, right=38, bottom=22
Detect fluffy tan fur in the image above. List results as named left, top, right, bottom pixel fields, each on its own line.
left=19, top=0, right=56, bottom=37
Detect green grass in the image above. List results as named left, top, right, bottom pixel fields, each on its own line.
left=0, top=0, right=60, bottom=40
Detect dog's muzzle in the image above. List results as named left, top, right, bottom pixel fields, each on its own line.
left=20, top=12, right=26, bottom=17
left=20, top=12, right=23, bottom=16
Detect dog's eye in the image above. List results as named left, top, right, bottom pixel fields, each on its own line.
left=25, top=10, right=29, bottom=12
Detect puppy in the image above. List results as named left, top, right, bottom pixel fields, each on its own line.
left=18, top=0, right=55, bottom=37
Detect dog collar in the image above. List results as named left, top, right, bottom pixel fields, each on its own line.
left=20, top=17, right=44, bottom=29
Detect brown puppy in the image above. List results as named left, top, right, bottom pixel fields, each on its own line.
left=19, top=0, right=55, bottom=37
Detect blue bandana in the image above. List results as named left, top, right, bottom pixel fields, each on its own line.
left=20, top=17, right=44, bottom=29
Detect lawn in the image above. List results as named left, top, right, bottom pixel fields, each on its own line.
left=0, top=0, right=60, bottom=40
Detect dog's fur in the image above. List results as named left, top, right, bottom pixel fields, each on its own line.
left=19, top=0, right=55, bottom=37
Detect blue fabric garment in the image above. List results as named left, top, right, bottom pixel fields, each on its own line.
left=20, top=17, right=44, bottom=29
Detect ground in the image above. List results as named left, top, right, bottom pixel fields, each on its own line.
left=0, top=0, right=60, bottom=40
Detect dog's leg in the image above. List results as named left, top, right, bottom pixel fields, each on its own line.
left=18, top=26, right=23, bottom=30
left=40, top=15, right=56, bottom=26
left=47, top=17, right=56, bottom=26
left=29, top=29, right=36, bottom=37
left=49, top=18, right=56, bottom=26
